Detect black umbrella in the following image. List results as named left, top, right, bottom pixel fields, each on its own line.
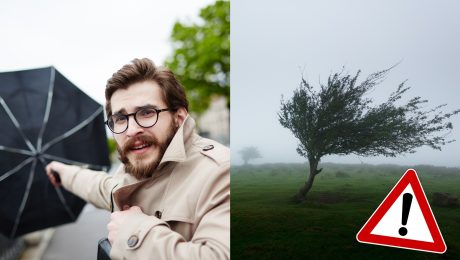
left=0, top=67, right=111, bottom=238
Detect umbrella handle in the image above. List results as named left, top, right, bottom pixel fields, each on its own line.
left=51, top=170, right=61, bottom=184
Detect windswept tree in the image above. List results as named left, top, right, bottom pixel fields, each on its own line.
left=239, top=146, right=262, bottom=165
left=279, top=67, right=460, bottom=202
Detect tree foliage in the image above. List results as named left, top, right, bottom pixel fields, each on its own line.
left=239, top=146, right=262, bottom=165
left=166, top=1, right=230, bottom=114
left=279, top=67, right=460, bottom=202
left=280, top=67, right=460, bottom=160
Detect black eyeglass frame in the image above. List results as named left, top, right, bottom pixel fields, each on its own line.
left=105, top=108, right=174, bottom=134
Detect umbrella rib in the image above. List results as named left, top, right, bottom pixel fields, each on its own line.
left=0, top=157, right=34, bottom=182
left=41, top=107, right=104, bottom=153
left=41, top=153, right=90, bottom=168
left=10, top=159, right=37, bottom=238
left=0, top=97, right=37, bottom=154
left=41, top=153, right=109, bottom=171
left=0, top=145, right=35, bottom=156
left=36, top=157, right=77, bottom=221
left=54, top=185, right=77, bottom=221
left=36, top=67, right=56, bottom=151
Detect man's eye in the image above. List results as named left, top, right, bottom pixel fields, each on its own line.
left=114, top=116, right=127, bottom=124
left=139, top=109, right=156, bottom=117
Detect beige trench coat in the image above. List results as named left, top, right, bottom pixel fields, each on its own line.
left=59, top=116, right=230, bottom=259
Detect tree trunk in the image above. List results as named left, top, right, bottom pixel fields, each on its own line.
left=294, top=158, right=322, bottom=203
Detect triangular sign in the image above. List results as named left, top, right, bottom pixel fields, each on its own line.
left=356, top=169, right=446, bottom=254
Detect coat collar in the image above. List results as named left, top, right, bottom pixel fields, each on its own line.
left=158, top=115, right=195, bottom=166
left=113, top=115, right=196, bottom=210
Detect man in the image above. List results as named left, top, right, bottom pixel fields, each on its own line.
left=46, top=58, right=230, bottom=259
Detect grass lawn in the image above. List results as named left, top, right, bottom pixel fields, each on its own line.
left=231, top=163, right=460, bottom=259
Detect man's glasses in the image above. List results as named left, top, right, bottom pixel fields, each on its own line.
left=105, top=108, right=173, bottom=134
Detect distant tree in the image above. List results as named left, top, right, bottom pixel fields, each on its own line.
left=239, top=146, right=262, bottom=165
left=279, top=67, right=460, bottom=202
left=166, top=1, right=230, bottom=114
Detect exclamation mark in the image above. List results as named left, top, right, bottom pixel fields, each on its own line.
left=398, top=193, right=413, bottom=236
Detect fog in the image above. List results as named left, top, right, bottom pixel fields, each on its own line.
left=231, top=0, right=460, bottom=167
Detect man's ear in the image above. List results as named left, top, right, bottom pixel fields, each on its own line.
left=174, top=107, right=188, bottom=127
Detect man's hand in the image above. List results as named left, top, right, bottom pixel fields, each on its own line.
left=108, top=206, right=144, bottom=245
left=45, top=161, right=68, bottom=187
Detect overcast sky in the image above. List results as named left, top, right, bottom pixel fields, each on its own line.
left=231, top=0, right=460, bottom=167
left=0, top=0, right=213, bottom=104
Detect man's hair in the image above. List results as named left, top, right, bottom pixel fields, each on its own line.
left=105, top=58, right=188, bottom=116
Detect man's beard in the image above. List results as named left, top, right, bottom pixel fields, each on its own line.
left=117, top=123, right=178, bottom=179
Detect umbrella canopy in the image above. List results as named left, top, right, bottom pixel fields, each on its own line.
left=0, top=67, right=111, bottom=238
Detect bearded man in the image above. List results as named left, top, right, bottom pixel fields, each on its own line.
left=46, top=58, right=229, bottom=259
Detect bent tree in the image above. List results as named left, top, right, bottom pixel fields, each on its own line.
left=279, top=67, right=460, bottom=202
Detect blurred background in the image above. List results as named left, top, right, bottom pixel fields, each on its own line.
left=0, top=0, right=229, bottom=259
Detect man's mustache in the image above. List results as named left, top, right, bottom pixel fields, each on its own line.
left=122, top=135, right=159, bottom=155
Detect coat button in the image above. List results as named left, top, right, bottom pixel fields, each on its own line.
left=155, top=211, right=162, bottom=219
left=127, top=235, right=139, bottom=248
left=203, top=145, right=214, bottom=151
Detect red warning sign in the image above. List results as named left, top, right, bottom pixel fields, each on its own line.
left=356, top=169, right=446, bottom=254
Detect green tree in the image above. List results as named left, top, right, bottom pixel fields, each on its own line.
left=279, top=67, right=460, bottom=202
left=107, top=138, right=117, bottom=159
left=239, top=146, right=262, bottom=165
left=166, top=1, right=230, bottom=114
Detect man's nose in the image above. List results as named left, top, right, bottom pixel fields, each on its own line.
left=125, top=117, right=144, bottom=137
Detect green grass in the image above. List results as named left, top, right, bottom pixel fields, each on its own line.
left=231, top=163, right=460, bottom=259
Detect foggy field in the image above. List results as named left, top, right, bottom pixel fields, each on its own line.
left=231, top=163, right=460, bottom=259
